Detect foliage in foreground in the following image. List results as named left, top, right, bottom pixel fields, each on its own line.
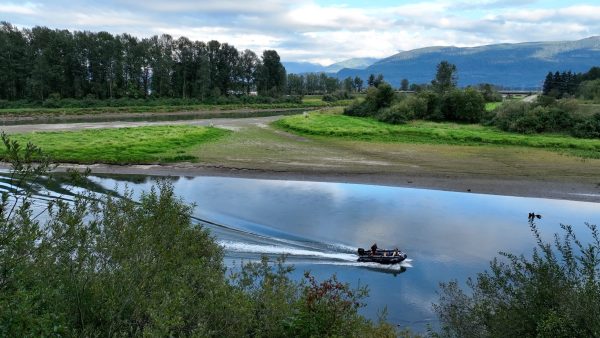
left=433, top=220, right=600, bottom=337
left=0, top=135, right=397, bottom=337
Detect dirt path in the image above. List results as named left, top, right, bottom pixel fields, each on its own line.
left=0, top=115, right=285, bottom=133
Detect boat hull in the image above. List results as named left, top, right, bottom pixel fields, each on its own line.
left=357, top=248, right=407, bottom=265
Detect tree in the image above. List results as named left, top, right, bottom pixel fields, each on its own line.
left=239, top=49, right=259, bottom=94
left=400, top=78, right=409, bottom=91
left=354, top=76, right=364, bottom=92
left=373, top=74, right=384, bottom=88
left=367, top=74, right=375, bottom=87
left=432, top=61, right=457, bottom=93
left=343, top=76, right=354, bottom=92
left=257, top=50, right=286, bottom=96
left=434, top=219, right=600, bottom=337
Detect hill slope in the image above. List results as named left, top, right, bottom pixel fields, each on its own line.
left=337, top=37, right=600, bottom=89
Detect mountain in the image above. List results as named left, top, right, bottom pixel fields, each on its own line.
left=323, top=57, right=379, bottom=73
left=337, top=37, right=600, bottom=89
left=283, top=57, right=379, bottom=74
left=281, top=62, right=327, bottom=74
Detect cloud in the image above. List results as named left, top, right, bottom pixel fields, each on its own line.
left=0, top=2, right=38, bottom=15
left=1, top=0, right=598, bottom=64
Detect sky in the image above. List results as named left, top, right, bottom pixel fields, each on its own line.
left=1, top=0, right=599, bottom=65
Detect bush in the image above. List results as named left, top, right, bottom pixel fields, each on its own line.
left=416, top=90, right=443, bottom=121
left=322, top=91, right=352, bottom=102
left=492, top=101, right=576, bottom=134
left=571, top=113, right=600, bottom=138
left=578, top=79, right=600, bottom=102
left=0, top=135, right=397, bottom=337
left=343, top=83, right=394, bottom=118
left=441, top=88, right=485, bottom=123
left=434, top=220, right=600, bottom=337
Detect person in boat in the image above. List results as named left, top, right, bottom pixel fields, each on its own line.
left=393, top=248, right=399, bottom=256
left=371, top=243, right=378, bottom=255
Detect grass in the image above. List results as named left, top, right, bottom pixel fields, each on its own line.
left=273, top=113, right=600, bottom=159
left=485, top=102, right=502, bottom=111
left=0, top=99, right=354, bottom=117
left=3, top=126, right=231, bottom=164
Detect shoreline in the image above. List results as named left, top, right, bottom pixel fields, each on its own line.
left=24, top=162, right=600, bottom=203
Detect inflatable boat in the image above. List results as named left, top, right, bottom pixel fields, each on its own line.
left=357, top=248, right=407, bottom=264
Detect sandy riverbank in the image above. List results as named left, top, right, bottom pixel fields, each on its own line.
left=36, top=163, right=600, bottom=203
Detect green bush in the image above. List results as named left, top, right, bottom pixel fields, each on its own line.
left=0, top=136, right=397, bottom=337
left=322, top=91, right=353, bottom=102
left=571, top=113, right=600, bottom=138
left=433, top=220, right=600, bottom=337
left=441, top=88, right=485, bottom=123
left=579, top=79, right=600, bottom=102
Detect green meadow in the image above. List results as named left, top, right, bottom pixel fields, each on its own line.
left=3, top=126, right=230, bottom=164
left=274, top=113, right=600, bottom=158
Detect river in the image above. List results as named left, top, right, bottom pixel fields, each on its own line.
left=3, top=172, right=599, bottom=332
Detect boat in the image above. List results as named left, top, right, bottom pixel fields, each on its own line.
left=357, top=247, right=407, bottom=264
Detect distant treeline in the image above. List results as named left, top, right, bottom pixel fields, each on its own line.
left=543, top=67, right=600, bottom=99
left=0, top=22, right=286, bottom=102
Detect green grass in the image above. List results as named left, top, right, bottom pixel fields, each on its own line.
left=273, top=113, right=600, bottom=158
left=4, top=126, right=231, bottom=164
left=485, top=102, right=502, bottom=111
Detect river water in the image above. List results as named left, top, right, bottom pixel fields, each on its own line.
left=3, top=172, right=599, bottom=332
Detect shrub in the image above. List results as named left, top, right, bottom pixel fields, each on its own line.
left=416, top=90, right=443, bottom=121
left=441, top=88, right=485, bottom=123
left=434, top=220, right=600, bottom=337
left=571, top=113, right=600, bottom=138
left=578, top=79, right=600, bottom=102
left=0, top=135, right=398, bottom=337
left=322, top=91, right=352, bottom=102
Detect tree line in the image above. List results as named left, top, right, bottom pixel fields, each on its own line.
left=542, top=67, right=600, bottom=99
left=0, top=22, right=286, bottom=102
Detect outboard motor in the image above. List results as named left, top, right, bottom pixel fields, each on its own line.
left=357, top=248, right=365, bottom=255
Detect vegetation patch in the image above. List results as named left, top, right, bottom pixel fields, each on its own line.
left=2, top=126, right=231, bottom=164
left=274, top=113, right=600, bottom=158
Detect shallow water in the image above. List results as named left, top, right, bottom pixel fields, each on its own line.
left=3, top=172, right=599, bottom=332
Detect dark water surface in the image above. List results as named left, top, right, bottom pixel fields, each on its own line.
left=5, top=173, right=600, bottom=332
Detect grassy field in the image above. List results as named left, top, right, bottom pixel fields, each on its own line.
left=0, top=97, right=353, bottom=117
left=3, top=126, right=230, bottom=164
left=274, top=113, right=600, bottom=158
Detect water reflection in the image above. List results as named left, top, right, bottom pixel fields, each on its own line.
left=3, top=172, right=599, bottom=332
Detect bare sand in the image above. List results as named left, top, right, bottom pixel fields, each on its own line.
left=42, top=163, right=600, bottom=203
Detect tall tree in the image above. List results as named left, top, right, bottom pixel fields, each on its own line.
left=353, top=76, right=363, bottom=92
left=400, top=78, right=409, bottom=91
left=238, top=49, right=259, bottom=94
left=432, top=61, right=457, bottom=93
left=257, top=50, right=286, bottom=96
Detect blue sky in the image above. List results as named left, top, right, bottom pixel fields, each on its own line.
left=1, top=0, right=598, bottom=65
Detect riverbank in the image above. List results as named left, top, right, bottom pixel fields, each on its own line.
left=21, top=162, right=599, bottom=203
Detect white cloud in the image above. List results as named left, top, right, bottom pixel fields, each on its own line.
left=1, top=0, right=598, bottom=63
left=0, top=2, right=38, bottom=15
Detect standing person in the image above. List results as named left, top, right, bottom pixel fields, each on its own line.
left=371, top=243, right=378, bottom=255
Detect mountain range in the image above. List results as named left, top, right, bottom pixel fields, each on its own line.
left=282, top=57, right=379, bottom=75
left=285, top=37, right=600, bottom=89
